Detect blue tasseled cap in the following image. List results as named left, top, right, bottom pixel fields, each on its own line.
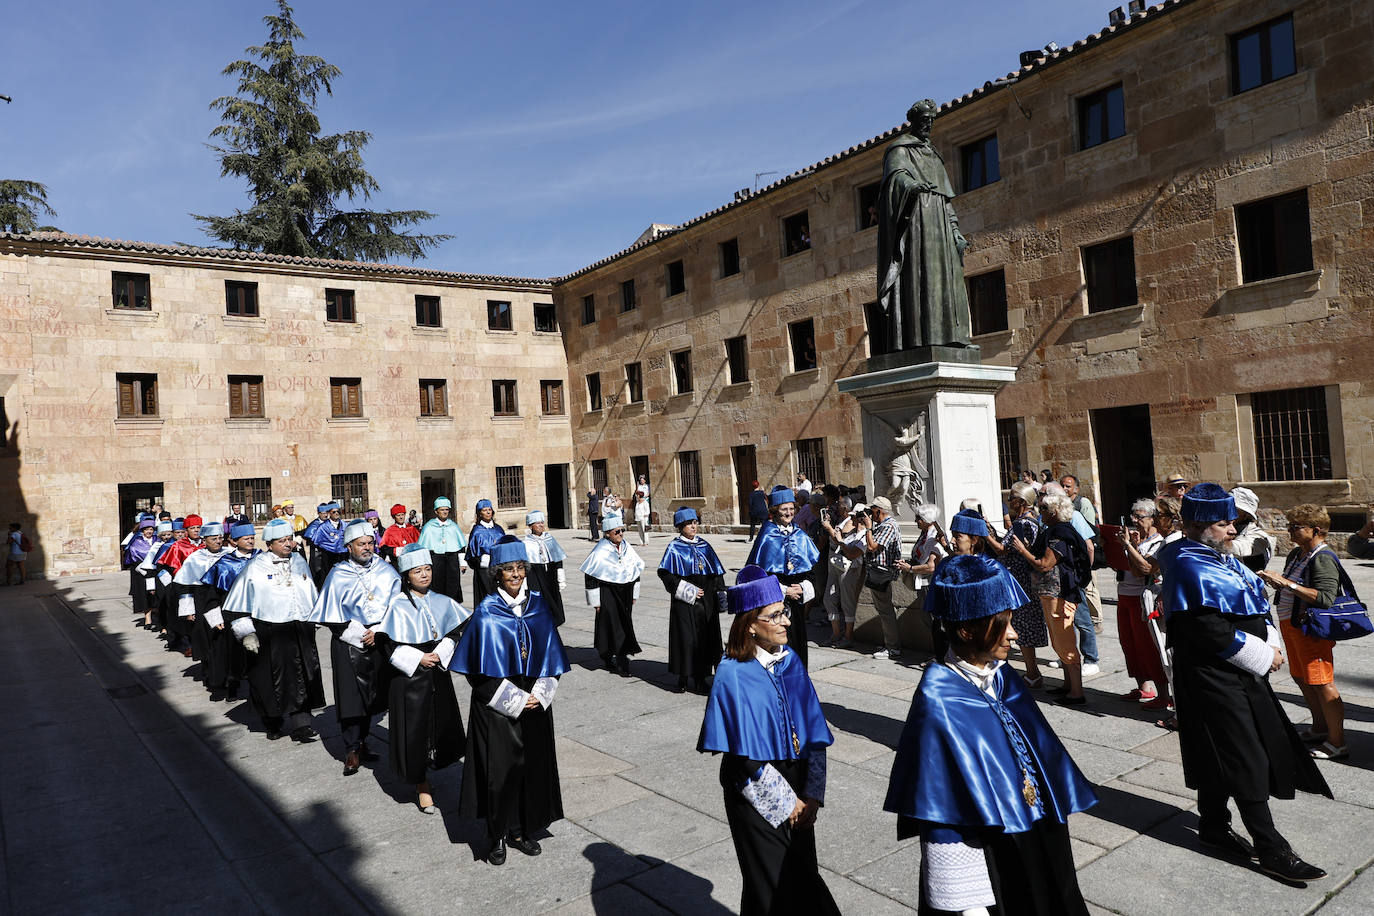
left=172, top=518, right=185, bottom=531
left=927, top=554, right=1029, bottom=623
left=727, top=564, right=785, bottom=615
left=229, top=523, right=256, bottom=539
left=433, top=497, right=451, bottom=509
left=476, top=498, right=493, bottom=512
left=769, top=486, right=795, bottom=507
left=673, top=506, right=698, bottom=527
left=262, top=518, right=293, bottom=542
left=949, top=508, right=989, bottom=537
left=199, top=522, right=225, bottom=537
left=1181, top=482, right=1235, bottom=523
left=343, top=519, right=373, bottom=543
left=397, top=544, right=432, bottom=573
left=489, top=535, right=528, bottom=566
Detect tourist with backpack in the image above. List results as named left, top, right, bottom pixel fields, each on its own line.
left=5, top=522, right=30, bottom=585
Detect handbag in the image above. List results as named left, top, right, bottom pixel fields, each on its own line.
left=864, top=562, right=895, bottom=590
left=1296, top=549, right=1373, bottom=641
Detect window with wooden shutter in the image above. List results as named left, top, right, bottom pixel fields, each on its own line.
left=540, top=380, right=564, bottom=415
left=420, top=379, right=447, bottom=417
left=112, top=272, right=151, bottom=310
left=330, top=377, right=362, bottom=418
left=116, top=373, right=158, bottom=417
left=225, top=281, right=259, bottom=317
left=228, top=375, right=264, bottom=418
left=326, top=288, right=356, bottom=323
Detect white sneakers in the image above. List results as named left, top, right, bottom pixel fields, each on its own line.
left=1081, top=663, right=1101, bottom=677
left=872, top=648, right=903, bottom=660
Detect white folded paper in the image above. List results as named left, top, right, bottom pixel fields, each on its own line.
left=487, top=678, right=530, bottom=719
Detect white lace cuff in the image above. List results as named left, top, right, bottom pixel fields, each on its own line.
left=390, top=645, right=423, bottom=676
left=177, top=593, right=196, bottom=617
left=203, top=608, right=224, bottom=628
left=532, top=675, right=559, bottom=708
left=921, top=839, right=995, bottom=911
left=740, top=763, right=798, bottom=828
left=1223, top=630, right=1274, bottom=678
left=435, top=637, right=456, bottom=668
left=230, top=617, right=256, bottom=641
left=586, top=588, right=600, bottom=607
left=633, top=580, right=640, bottom=600
left=340, top=619, right=369, bottom=649
left=557, top=567, right=566, bottom=589
left=798, top=579, right=815, bottom=604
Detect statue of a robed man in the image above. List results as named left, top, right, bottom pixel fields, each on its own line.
left=876, top=99, right=974, bottom=351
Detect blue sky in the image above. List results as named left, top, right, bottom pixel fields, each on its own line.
left=3, top=0, right=1115, bottom=278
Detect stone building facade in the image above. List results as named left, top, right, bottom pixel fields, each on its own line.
left=554, top=0, right=1374, bottom=532
left=0, top=235, right=570, bottom=576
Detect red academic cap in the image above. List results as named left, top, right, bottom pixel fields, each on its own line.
left=390, top=504, right=406, bottom=516
left=184, top=514, right=203, bottom=527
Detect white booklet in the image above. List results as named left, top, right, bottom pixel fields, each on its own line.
left=487, top=678, right=530, bottom=719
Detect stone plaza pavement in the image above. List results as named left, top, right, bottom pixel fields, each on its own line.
left=3, top=532, right=1374, bottom=915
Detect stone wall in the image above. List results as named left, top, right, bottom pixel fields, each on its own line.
left=0, top=240, right=569, bottom=576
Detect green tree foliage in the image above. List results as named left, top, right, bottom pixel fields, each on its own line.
left=0, top=180, right=58, bottom=234
left=193, top=1, right=449, bottom=262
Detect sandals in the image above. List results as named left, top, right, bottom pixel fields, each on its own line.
left=1295, top=725, right=1329, bottom=744
left=1310, top=742, right=1348, bottom=761
left=1120, top=688, right=1157, bottom=702
left=1156, top=715, right=1179, bottom=731
left=1022, top=674, right=1044, bottom=689
left=1140, top=696, right=1173, bottom=711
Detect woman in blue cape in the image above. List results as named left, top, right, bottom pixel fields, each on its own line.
left=658, top=507, right=727, bottom=693
left=745, top=486, right=820, bottom=667
left=884, top=554, right=1097, bottom=915
left=698, top=565, right=838, bottom=916
left=374, top=545, right=471, bottom=815
left=451, top=535, right=569, bottom=866
left=465, top=498, right=506, bottom=604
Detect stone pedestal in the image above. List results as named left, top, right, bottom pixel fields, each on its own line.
left=836, top=354, right=1016, bottom=652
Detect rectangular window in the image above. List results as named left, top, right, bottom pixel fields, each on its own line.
left=782, top=210, right=811, bottom=256
left=587, top=373, right=602, bottom=411
left=789, top=318, right=818, bottom=371
left=112, top=272, right=151, bottom=310
left=620, top=279, right=637, bottom=313
left=678, top=450, right=703, bottom=499
left=795, top=438, right=826, bottom=486
left=725, top=336, right=749, bottom=384
left=1231, top=13, right=1296, bottom=94
left=1252, top=386, right=1332, bottom=481
left=487, top=300, right=513, bottom=331
left=1236, top=190, right=1313, bottom=283
left=625, top=362, right=644, bottom=403
left=329, top=377, right=362, bottom=418
left=1078, top=84, right=1126, bottom=150
left=967, top=269, right=1009, bottom=335
left=533, top=302, right=558, bottom=332
left=492, top=379, right=518, bottom=416
left=225, top=280, right=259, bottom=317
left=540, top=380, right=564, bottom=415
left=671, top=349, right=693, bottom=394
left=116, top=373, right=158, bottom=417
left=960, top=135, right=1000, bottom=192
left=415, top=295, right=442, bottom=328
left=863, top=301, right=895, bottom=357
left=581, top=294, right=596, bottom=325
left=1083, top=237, right=1138, bottom=313
left=419, top=379, right=447, bottom=417
left=325, top=288, right=355, bottom=323
left=227, top=374, right=264, bottom=418
left=495, top=466, right=526, bottom=508
left=719, top=238, right=741, bottom=277
left=856, top=182, right=881, bottom=230
left=666, top=260, right=686, bottom=297
left=996, top=417, right=1024, bottom=490
left=331, top=473, right=369, bottom=518
left=591, top=458, right=609, bottom=495
left=228, top=477, right=273, bottom=524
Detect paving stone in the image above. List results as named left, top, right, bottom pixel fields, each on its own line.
left=579, top=794, right=730, bottom=862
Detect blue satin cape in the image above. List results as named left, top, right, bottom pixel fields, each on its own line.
left=746, top=522, right=820, bottom=576
left=698, top=650, right=834, bottom=760
left=377, top=590, right=471, bottom=644
left=310, top=557, right=402, bottom=626
left=523, top=532, right=567, bottom=563
left=449, top=589, right=570, bottom=679
left=1161, top=540, right=1270, bottom=620
left=883, top=664, right=1097, bottom=833
left=466, top=521, right=507, bottom=563
left=306, top=520, right=345, bottom=553
left=202, top=550, right=259, bottom=592
left=659, top=536, right=726, bottom=577
left=418, top=518, right=467, bottom=553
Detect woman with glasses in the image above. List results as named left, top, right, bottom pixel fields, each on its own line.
left=698, top=565, right=838, bottom=916
left=1000, top=482, right=1050, bottom=688
left=1256, top=505, right=1348, bottom=760
left=580, top=511, right=645, bottom=676
left=1116, top=499, right=1171, bottom=711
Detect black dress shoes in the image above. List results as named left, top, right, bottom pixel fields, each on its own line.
left=487, top=837, right=507, bottom=866
left=290, top=725, right=319, bottom=743
left=1198, top=827, right=1257, bottom=860
left=675, top=677, right=688, bottom=693
left=358, top=744, right=380, bottom=762
left=507, top=835, right=542, bottom=857
left=343, top=750, right=360, bottom=776
left=265, top=728, right=284, bottom=741
left=616, top=655, right=631, bottom=677
left=1258, top=850, right=1327, bottom=885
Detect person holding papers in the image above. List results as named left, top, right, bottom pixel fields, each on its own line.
left=451, top=535, right=570, bottom=866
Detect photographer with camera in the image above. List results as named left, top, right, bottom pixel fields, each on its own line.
left=853, top=498, right=905, bottom=661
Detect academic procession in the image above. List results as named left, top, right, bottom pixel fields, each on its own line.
left=80, top=471, right=1374, bottom=914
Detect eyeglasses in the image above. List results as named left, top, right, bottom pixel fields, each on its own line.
left=760, top=608, right=792, bottom=624
left=1131, top=513, right=1151, bottom=520
left=1286, top=524, right=1312, bottom=532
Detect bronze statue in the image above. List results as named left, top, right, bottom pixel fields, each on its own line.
left=876, top=99, right=974, bottom=351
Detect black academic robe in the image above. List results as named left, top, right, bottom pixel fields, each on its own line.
left=374, top=627, right=466, bottom=784
left=657, top=568, right=725, bottom=681
left=128, top=568, right=154, bottom=615
left=588, top=576, right=641, bottom=660
left=719, top=754, right=839, bottom=916
left=1167, top=610, right=1330, bottom=802
left=223, top=615, right=326, bottom=723
left=166, top=580, right=201, bottom=648
left=459, top=673, right=563, bottom=839
left=428, top=552, right=465, bottom=605
left=526, top=561, right=565, bottom=626
left=322, top=624, right=391, bottom=722
left=309, top=544, right=347, bottom=589
left=199, top=585, right=247, bottom=693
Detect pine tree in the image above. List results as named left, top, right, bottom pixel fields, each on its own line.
left=0, top=180, right=58, bottom=234
left=193, top=1, right=449, bottom=262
